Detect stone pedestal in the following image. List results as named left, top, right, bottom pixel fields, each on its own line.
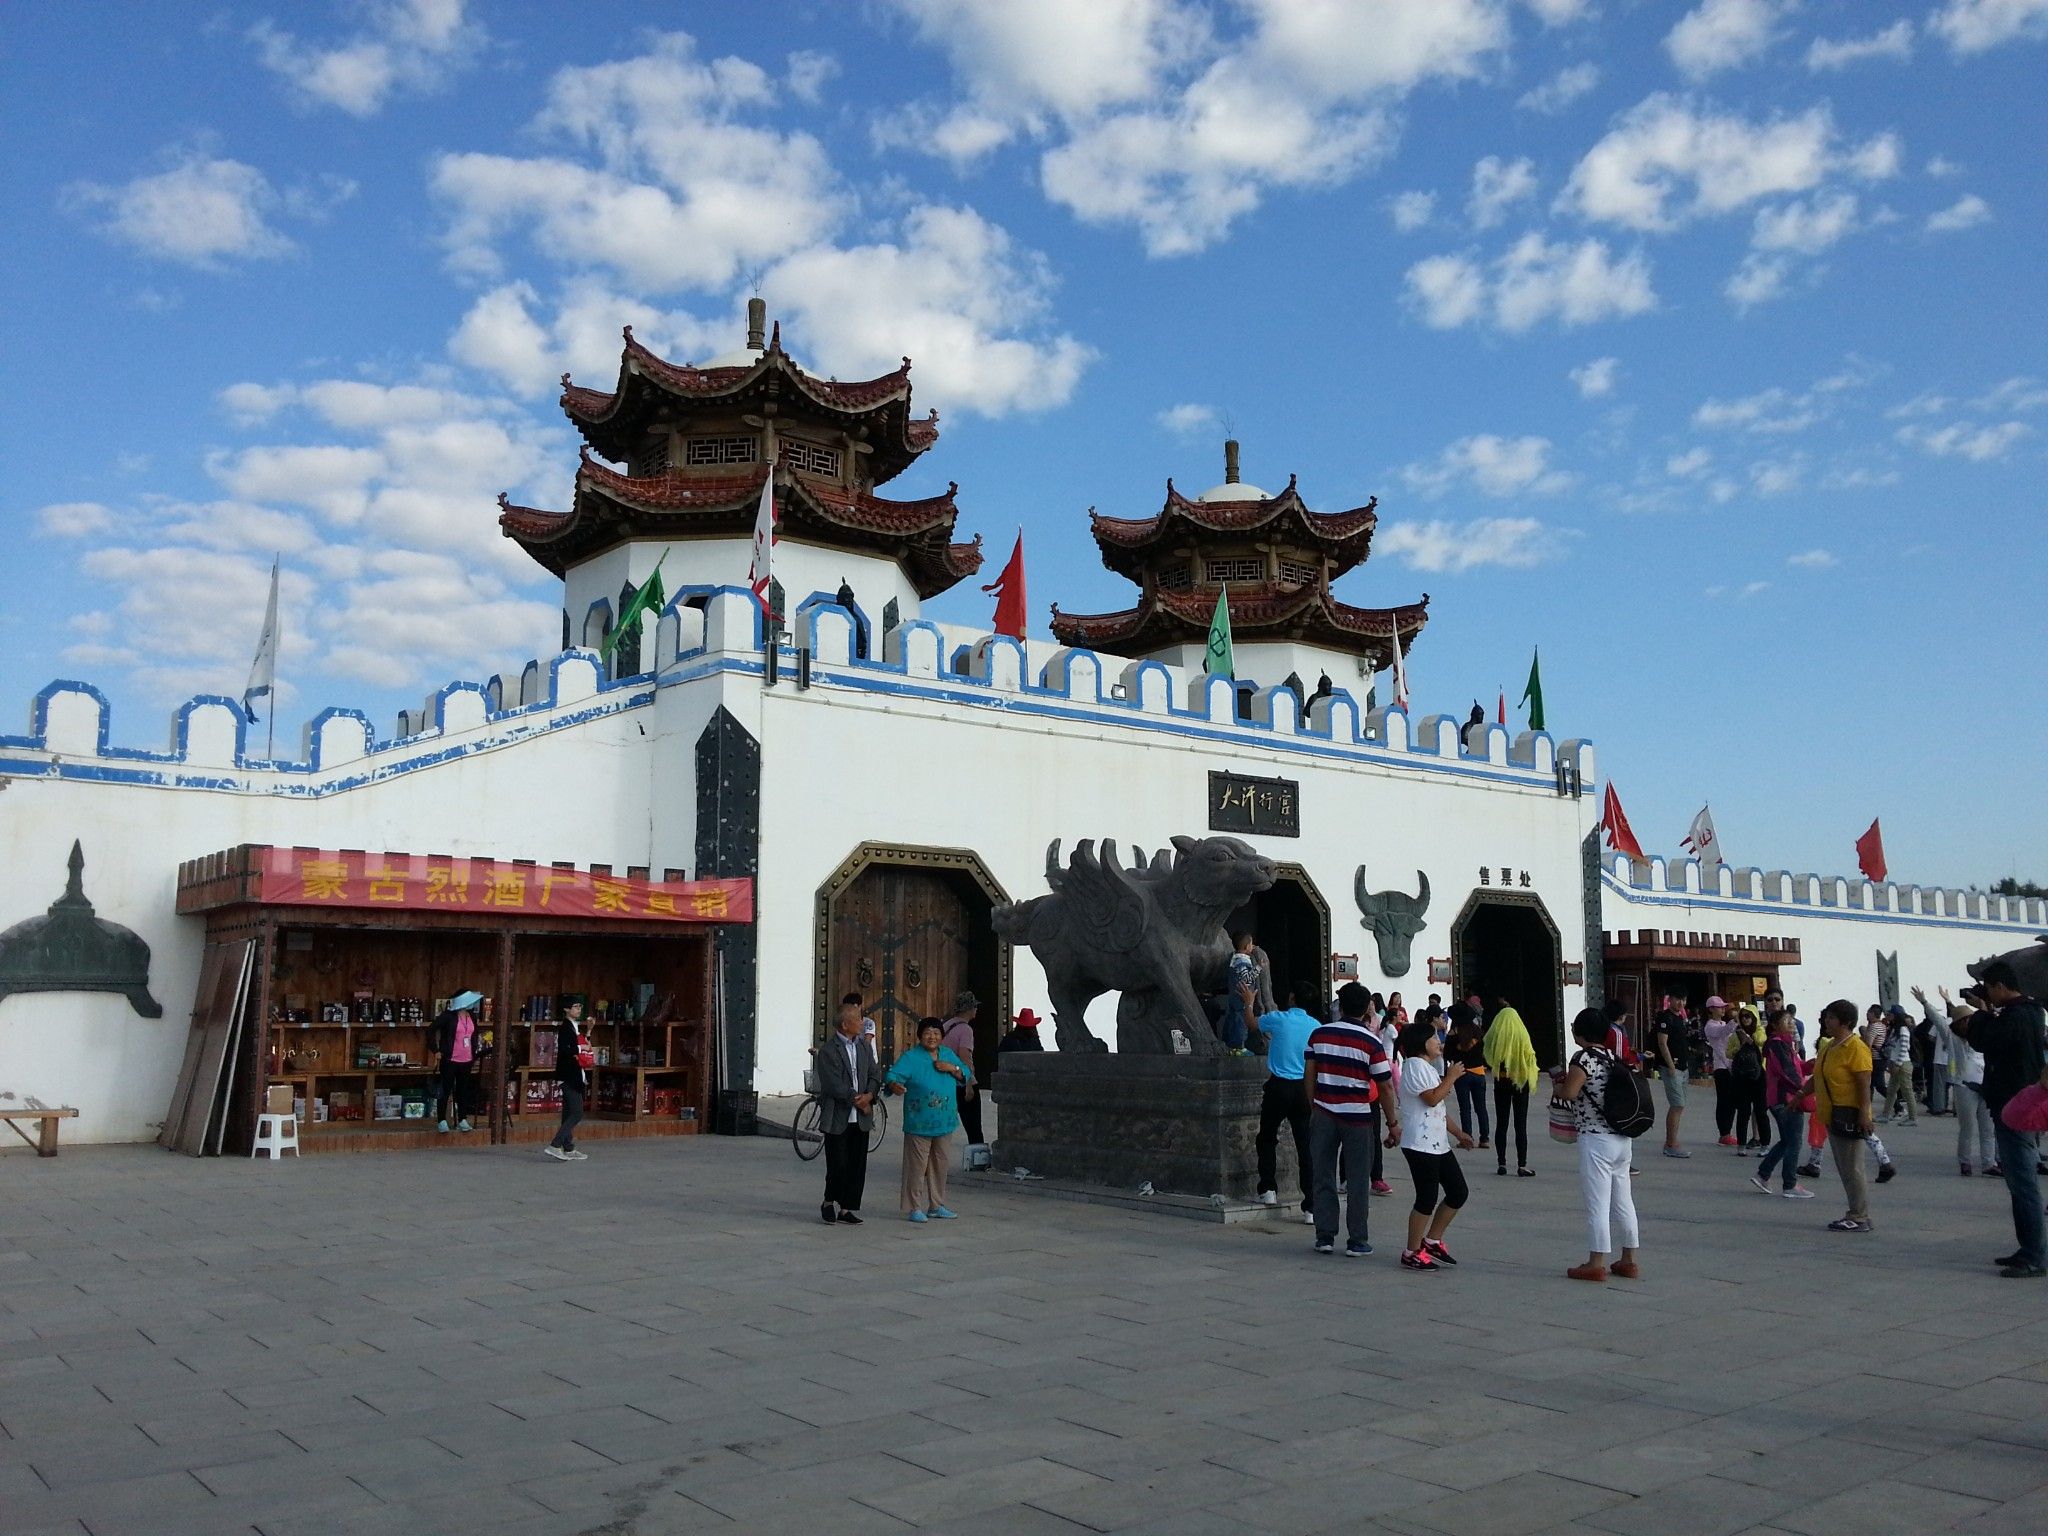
left=991, top=1051, right=1298, bottom=1200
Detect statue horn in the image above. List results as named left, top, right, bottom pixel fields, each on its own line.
left=1046, top=840, right=1062, bottom=883
left=1354, top=865, right=1370, bottom=912
left=1414, top=869, right=1431, bottom=911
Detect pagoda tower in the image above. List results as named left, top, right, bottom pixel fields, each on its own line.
left=1050, top=441, right=1428, bottom=696
left=500, top=298, right=982, bottom=661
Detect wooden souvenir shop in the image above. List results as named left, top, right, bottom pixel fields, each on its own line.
left=162, top=845, right=752, bottom=1155
left=1601, top=928, right=1802, bottom=1050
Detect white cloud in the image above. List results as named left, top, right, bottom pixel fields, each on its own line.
left=1402, top=435, right=1572, bottom=498
left=1818, top=465, right=1900, bottom=489
left=1926, top=193, right=1992, bottom=231
left=1708, top=478, right=1740, bottom=503
left=1408, top=233, right=1656, bottom=333
left=1517, top=61, right=1600, bottom=112
left=1693, top=386, right=1817, bottom=432
left=1561, top=95, right=1896, bottom=234
left=1724, top=254, right=1792, bottom=309
left=1375, top=516, right=1568, bottom=573
left=35, top=502, right=118, bottom=538
left=1469, top=155, right=1539, bottom=228
left=872, top=102, right=1019, bottom=168
left=1897, top=420, right=2031, bottom=459
left=1806, top=20, right=1914, bottom=69
left=1157, top=403, right=1218, bottom=435
left=1749, top=459, right=1804, bottom=495
left=1389, top=190, right=1437, bottom=231
left=1927, top=0, right=2048, bottom=54
left=1570, top=356, right=1619, bottom=398
left=1924, top=155, right=1962, bottom=177
left=1666, top=447, right=1712, bottom=477
left=1665, top=0, right=1793, bottom=78
left=1787, top=547, right=1837, bottom=567
left=431, top=34, right=844, bottom=290
left=786, top=50, right=839, bottom=105
left=252, top=0, right=481, bottom=116
left=899, top=0, right=1512, bottom=255
left=762, top=205, right=1094, bottom=418
left=1523, top=0, right=1596, bottom=25
left=1976, top=376, right=2048, bottom=412
left=1750, top=190, right=1860, bottom=253
left=67, top=150, right=295, bottom=268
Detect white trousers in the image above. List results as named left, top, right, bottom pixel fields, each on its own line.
left=1578, top=1130, right=1640, bottom=1255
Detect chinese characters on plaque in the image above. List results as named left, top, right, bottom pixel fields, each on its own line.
left=1208, top=772, right=1301, bottom=838
left=256, top=848, right=752, bottom=924
left=1478, top=866, right=1534, bottom=888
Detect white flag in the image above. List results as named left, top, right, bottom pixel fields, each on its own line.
left=747, top=462, right=778, bottom=624
left=1389, top=619, right=1410, bottom=711
left=1681, top=804, right=1724, bottom=867
left=242, top=558, right=280, bottom=723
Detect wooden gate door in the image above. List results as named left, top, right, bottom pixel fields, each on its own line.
left=829, top=867, right=971, bottom=1066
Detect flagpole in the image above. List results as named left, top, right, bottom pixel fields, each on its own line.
left=265, top=554, right=278, bottom=763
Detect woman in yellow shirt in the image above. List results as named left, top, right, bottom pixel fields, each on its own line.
left=1813, top=999, right=1875, bottom=1233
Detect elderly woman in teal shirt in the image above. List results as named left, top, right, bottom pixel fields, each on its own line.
left=886, top=1017, right=973, bottom=1222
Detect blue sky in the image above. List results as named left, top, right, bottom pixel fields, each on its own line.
left=3, top=0, right=2044, bottom=887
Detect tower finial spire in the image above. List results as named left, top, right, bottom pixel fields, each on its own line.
left=1223, top=438, right=1241, bottom=485
left=746, top=296, right=767, bottom=351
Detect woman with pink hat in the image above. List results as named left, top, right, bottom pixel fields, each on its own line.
left=1701, top=997, right=1740, bottom=1150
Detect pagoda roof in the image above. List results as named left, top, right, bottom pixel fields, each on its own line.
left=1050, top=581, right=1428, bottom=666
left=1088, top=477, right=1379, bottom=582
left=559, top=325, right=939, bottom=485
left=499, top=457, right=983, bottom=599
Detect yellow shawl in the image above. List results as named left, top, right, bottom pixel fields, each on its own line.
left=1483, top=1006, right=1540, bottom=1091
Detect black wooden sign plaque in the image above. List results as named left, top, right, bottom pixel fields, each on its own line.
left=1208, top=771, right=1300, bottom=838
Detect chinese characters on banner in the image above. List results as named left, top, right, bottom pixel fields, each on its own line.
left=256, top=848, right=753, bottom=924
left=1208, top=771, right=1301, bottom=838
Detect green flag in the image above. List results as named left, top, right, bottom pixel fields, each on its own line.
left=1204, top=583, right=1234, bottom=679
left=1519, top=646, right=1545, bottom=731
left=599, top=552, right=668, bottom=661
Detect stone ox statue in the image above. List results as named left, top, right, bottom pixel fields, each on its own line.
left=1354, top=867, right=1431, bottom=978
left=1969, top=935, right=2048, bottom=998
left=992, top=835, right=1276, bottom=1055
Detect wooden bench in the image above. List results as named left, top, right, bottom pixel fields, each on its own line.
left=1, top=1106, right=80, bottom=1157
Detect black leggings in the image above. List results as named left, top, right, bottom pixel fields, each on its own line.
left=1402, top=1148, right=1469, bottom=1214
left=1735, top=1075, right=1767, bottom=1144
left=1713, top=1068, right=1735, bottom=1138
left=437, top=1059, right=473, bottom=1122
left=1493, top=1080, right=1529, bottom=1168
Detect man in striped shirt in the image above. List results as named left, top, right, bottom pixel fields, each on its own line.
left=1303, top=981, right=1402, bottom=1256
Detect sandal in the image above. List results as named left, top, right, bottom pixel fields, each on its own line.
left=1517, top=1167, right=1536, bottom=1178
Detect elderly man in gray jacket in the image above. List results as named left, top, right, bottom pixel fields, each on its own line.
left=817, top=992, right=884, bottom=1225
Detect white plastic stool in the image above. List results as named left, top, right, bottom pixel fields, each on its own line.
left=251, top=1113, right=299, bottom=1159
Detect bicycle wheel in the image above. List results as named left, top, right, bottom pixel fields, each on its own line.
left=791, top=1096, right=825, bottom=1160
left=867, top=1095, right=889, bottom=1151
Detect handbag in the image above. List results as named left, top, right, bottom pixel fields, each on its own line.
left=1999, top=1082, right=2048, bottom=1135
left=1547, top=1062, right=1579, bottom=1145
left=1827, top=1104, right=1863, bottom=1137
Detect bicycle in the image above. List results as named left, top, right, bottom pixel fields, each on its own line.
left=790, top=1066, right=889, bottom=1160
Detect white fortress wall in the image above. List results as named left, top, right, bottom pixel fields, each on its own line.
left=1600, top=853, right=2044, bottom=1011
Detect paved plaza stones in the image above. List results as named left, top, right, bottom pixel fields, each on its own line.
left=3, top=1123, right=2046, bottom=1536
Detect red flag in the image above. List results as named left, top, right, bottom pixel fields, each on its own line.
left=1855, top=818, right=1887, bottom=883
left=1496, top=688, right=1506, bottom=725
left=983, top=530, right=1026, bottom=640
left=1602, top=783, right=1645, bottom=860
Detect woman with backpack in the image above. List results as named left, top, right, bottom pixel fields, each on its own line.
left=1559, top=1008, right=1643, bottom=1282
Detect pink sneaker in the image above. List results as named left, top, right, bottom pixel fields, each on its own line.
left=1370, top=1179, right=1393, bottom=1196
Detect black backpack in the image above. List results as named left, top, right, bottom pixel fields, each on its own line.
left=1591, top=1047, right=1657, bottom=1138
left=1731, top=1035, right=1763, bottom=1082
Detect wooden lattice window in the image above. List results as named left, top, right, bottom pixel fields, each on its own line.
left=1204, top=556, right=1265, bottom=584
left=782, top=438, right=842, bottom=477
left=682, top=434, right=759, bottom=466
left=1278, top=559, right=1321, bottom=586
left=633, top=436, right=670, bottom=477
left=1155, top=564, right=1194, bottom=591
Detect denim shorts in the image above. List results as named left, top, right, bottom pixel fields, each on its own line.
left=1662, top=1071, right=1688, bottom=1108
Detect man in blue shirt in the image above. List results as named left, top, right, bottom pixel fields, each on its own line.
left=1253, top=988, right=1321, bottom=1219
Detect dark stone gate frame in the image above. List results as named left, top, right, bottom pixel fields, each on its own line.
left=1258, top=861, right=1331, bottom=996
left=1447, top=887, right=1565, bottom=1058
left=812, top=843, right=1013, bottom=1046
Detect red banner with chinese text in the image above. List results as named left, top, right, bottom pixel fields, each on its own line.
left=254, top=848, right=752, bottom=924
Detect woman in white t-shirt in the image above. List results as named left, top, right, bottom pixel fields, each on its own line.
left=1395, top=1020, right=1476, bottom=1271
